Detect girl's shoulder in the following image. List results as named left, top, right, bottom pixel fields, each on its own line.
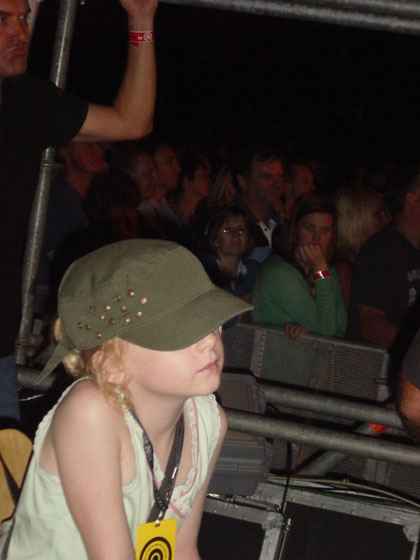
left=36, top=379, right=126, bottom=477
left=52, top=378, right=124, bottom=436
left=57, top=377, right=106, bottom=407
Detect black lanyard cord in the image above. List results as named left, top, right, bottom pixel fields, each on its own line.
left=131, top=409, right=185, bottom=524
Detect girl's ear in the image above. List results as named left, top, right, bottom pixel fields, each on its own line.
left=91, top=350, right=124, bottom=385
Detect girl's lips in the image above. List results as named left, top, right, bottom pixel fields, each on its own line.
left=197, top=360, right=218, bottom=373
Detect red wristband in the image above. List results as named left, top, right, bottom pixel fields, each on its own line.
left=312, top=270, right=330, bottom=281
left=129, top=30, right=154, bottom=47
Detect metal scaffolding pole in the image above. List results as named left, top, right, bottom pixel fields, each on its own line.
left=16, top=0, right=80, bottom=365
left=226, top=409, right=420, bottom=468
left=261, top=384, right=404, bottom=430
left=162, top=0, right=420, bottom=36
left=17, top=367, right=403, bottom=429
left=299, top=421, right=385, bottom=476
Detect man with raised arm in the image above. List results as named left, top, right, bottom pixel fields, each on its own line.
left=0, top=0, right=157, bottom=422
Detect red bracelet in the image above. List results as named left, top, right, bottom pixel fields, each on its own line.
left=129, top=30, right=154, bottom=47
left=312, top=270, right=330, bottom=281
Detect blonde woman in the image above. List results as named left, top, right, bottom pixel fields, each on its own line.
left=334, top=187, right=389, bottom=307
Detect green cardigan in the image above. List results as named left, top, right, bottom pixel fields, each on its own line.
left=251, top=255, right=347, bottom=337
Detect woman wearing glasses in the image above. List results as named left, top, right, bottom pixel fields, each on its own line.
left=200, top=206, right=260, bottom=303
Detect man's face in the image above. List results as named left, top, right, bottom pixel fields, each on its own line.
left=68, top=142, right=107, bottom=174
left=153, top=145, right=180, bottom=192
left=130, top=153, right=161, bottom=201
left=291, top=164, right=315, bottom=198
left=241, top=157, right=284, bottom=209
left=0, top=0, right=30, bottom=80
left=186, top=166, right=210, bottom=199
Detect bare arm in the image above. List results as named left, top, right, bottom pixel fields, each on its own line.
left=398, top=374, right=420, bottom=444
left=358, top=304, right=399, bottom=347
left=76, top=0, right=157, bottom=142
left=51, top=381, right=135, bottom=560
left=175, top=405, right=228, bottom=560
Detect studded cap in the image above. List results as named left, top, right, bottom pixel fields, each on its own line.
left=39, top=239, right=253, bottom=379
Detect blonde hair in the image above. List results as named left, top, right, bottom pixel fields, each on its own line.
left=54, top=319, right=132, bottom=409
left=335, top=187, right=382, bottom=254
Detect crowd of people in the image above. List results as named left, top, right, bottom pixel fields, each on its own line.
left=38, top=138, right=420, bottom=359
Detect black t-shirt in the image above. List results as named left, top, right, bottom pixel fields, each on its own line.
left=0, top=73, right=88, bottom=356
left=402, top=328, right=420, bottom=387
left=346, top=227, right=420, bottom=344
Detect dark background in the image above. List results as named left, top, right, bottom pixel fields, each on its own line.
left=28, top=0, right=420, bottom=167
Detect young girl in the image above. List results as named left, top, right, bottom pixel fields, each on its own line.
left=0, top=239, right=251, bottom=560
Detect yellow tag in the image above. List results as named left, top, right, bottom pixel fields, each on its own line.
left=136, top=518, right=177, bottom=560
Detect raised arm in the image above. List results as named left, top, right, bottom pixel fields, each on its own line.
left=76, top=0, right=157, bottom=142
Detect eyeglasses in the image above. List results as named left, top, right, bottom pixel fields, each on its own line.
left=220, top=227, right=246, bottom=237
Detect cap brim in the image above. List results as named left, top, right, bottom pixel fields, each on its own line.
left=37, top=336, right=76, bottom=382
left=121, top=285, right=253, bottom=351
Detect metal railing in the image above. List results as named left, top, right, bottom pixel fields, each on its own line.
left=16, top=0, right=80, bottom=365
left=18, top=361, right=420, bottom=471
left=226, top=408, right=420, bottom=468
left=163, top=0, right=420, bottom=36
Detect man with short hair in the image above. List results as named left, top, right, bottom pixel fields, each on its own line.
left=130, top=151, right=162, bottom=203
left=108, top=141, right=162, bottom=204
left=153, top=141, right=181, bottom=194
left=283, top=161, right=315, bottom=220
left=234, top=146, right=284, bottom=262
left=347, top=165, right=420, bottom=349
left=108, top=141, right=167, bottom=238
left=0, top=0, right=157, bottom=422
left=137, top=141, right=181, bottom=225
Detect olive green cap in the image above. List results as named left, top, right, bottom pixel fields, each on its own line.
left=39, top=239, right=253, bottom=380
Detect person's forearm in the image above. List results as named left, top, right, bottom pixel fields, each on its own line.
left=75, top=2, right=157, bottom=142
left=398, top=375, right=420, bottom=445
left=114, top=12, right=156, bottom=138
left=358, top=304, right=398, bottom=347
left=399, top=410, right=420, bottom=444
left=312, top=278, right=339, bottom=336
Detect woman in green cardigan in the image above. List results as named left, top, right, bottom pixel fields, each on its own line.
left=251, top=193, right=347, bottom=339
